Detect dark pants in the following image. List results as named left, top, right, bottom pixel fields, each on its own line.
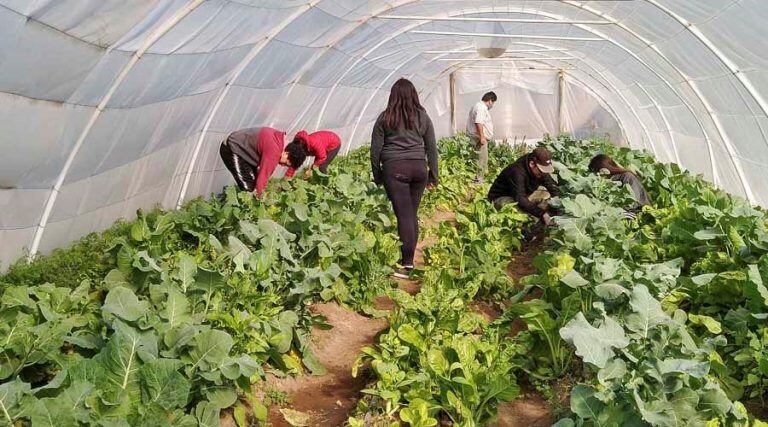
left=220, top=142, right=256, bottom=192
left=382, top=160, right=428, bottom=266
left=318, top=147, right=340, bottom=173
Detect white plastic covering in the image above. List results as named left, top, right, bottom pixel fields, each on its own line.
left=2, top=1, right=768, bottom=267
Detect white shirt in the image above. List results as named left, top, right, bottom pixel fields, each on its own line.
left=466, top=101, right=494, bottom=141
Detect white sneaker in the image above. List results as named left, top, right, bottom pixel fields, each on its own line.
left=393, top=265, right=414, bottom=279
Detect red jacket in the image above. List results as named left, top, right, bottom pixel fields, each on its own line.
left=253, top=127, right=285, bottom=197
left=286, top=130, right=341, bottom=177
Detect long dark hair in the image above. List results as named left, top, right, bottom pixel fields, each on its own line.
left=588, top=154, right=629, bottom=176
left=382, top=78, right=423, bottom=131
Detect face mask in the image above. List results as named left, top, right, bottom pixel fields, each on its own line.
left=487, top=102, right=494, bottom=110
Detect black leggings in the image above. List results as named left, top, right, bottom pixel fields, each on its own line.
left=382, top=160, right=428, bottom=266
left=318, top=147, right=340, bottom=173
left=220, top=142, right=256, bottom=192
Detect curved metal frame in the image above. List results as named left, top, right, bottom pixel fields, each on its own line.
left=28, top=0, right=206, bottom=259
left=315, top=5, right=748, bottom=198
left=174, top=2, right=321, bottom=208
left=24, top=0, right=767, bottom=260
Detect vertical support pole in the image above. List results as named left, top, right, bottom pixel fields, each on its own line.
left=557, top=69, right=565, bottom=135
left=449, top=71, right=457, bottom=135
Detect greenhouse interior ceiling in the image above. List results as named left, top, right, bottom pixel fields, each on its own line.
left=2, top=0, right=768, bottom=266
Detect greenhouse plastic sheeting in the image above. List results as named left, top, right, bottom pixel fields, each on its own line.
left=1, top=0, right=768, bottom=268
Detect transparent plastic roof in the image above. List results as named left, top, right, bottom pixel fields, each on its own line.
left=2, top=0, right=767, bottom=266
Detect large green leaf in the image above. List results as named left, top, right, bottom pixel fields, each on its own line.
left=698, top=386, right=732, bottom=416
left=570, top=385, right=605, bottom=421
left=745, top=264, right=768, bottom=309
left=139, top=359, right=190, bottom=410
left=25, top=381, right=94, bottom=427
left=0, top=379, right=30, bottom=425
left=560, top=313, right=629, bottom=368
left=161, top=288, right=191, bottom=328
left=191, top=269, right=226, bottom=294
left=658, top=359, right=710, bottom=378
left=625, top=285, right=669, bottom=338
left=194, top=401, right=221, bottom=427
left=397, top=324, right=426, bottom=351
left=2, top=286, right=34, bottom=308
left=560, top=270, right=589, bottom=288
left=594, top=282, right=630, bottom=300
left=187, top=330, right=233, bottom=371
left=96, top=329, right=146, bottom=408
left=103, top=287, right=149, bottom=322
left=220, top=356, right=261, bottom=380
left=175, top=254, right=197, bottom=293
left=597, top=358, right=626, bottom=385
left=203, top=386, right=237, bottom=410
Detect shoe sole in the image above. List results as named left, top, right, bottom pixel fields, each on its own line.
left=393, top=272, right=411, bottom=279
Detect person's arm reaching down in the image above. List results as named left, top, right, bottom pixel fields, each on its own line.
left=423, top=114, right=438, bottom=185
left=312, top=144, right=327, bottom=168
left=475, top=105, right=487, bottom=145
left=370, top=116, right=385, bottom=185
left=475, top=122, right=485, bottom=145
left=284, top=167, right=296, bottom=178
left=254, top=129, right=282, bottom=197
left=511, top=168, right=545, bottom=219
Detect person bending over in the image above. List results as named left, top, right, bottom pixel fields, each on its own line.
left=488, top=147, right=560, bottom=226
left=588, top=154, right=651, bottom=218
left=371, top=78, right=439, bottom=279
left=285, top=130, right=342, bottom=178
left=219, top=127, right=307, bottom=197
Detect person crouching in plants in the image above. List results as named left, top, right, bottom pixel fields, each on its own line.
left=588, top=154, right=651, bottom=219
left=371, top=78, right=439, bottom=279
left=285, top=129, right=342, bottom=179
left=219, top=127, right=308, bottom=198
left=487, top=147, right=560, bottom=237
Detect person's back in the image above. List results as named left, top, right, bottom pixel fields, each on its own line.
left=588, top=154, right=651, bottom=211
left=370, top=78, right=438, bottom=279
left=375, top=109, right=434, bottom=165
left=226, top=127, right=263, bottom=167
left=611, top=171, right=651, bottom=207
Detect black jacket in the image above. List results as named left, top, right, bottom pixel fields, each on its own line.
left=487, top=153, right=560, bottom=218
left=370, top=109, right=438, bottom=185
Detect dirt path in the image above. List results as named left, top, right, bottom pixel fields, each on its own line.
left=490, top=237, right=555, bottom=426
left=263, top=210, right=457, bottom=426
left=263, top=303, right=388, bottom=427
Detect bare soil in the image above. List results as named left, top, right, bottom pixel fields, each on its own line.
left=264, top=303, right=388, bottom=427
left=489, top=235, right=554, bottom=425
left=493, top=391, right=553, bottom=427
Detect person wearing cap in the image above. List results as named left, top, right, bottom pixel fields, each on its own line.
left=219, top=127, right=308, bottom=198
left=487, top=147, right=560, bottom=225
left=466, top=91, right=497, bottom=183
left=285, top=130, right=342, bottom=178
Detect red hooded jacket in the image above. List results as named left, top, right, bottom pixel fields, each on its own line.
left=285, top=130, right=341, bottom=177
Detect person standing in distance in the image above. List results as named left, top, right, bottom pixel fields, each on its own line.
left=371, top=78, right=439, bottom=279
left=466, top=91, right=497, bottom=183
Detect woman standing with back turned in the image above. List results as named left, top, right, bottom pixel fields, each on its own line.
left=371, top=78, right=439, bottom=279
